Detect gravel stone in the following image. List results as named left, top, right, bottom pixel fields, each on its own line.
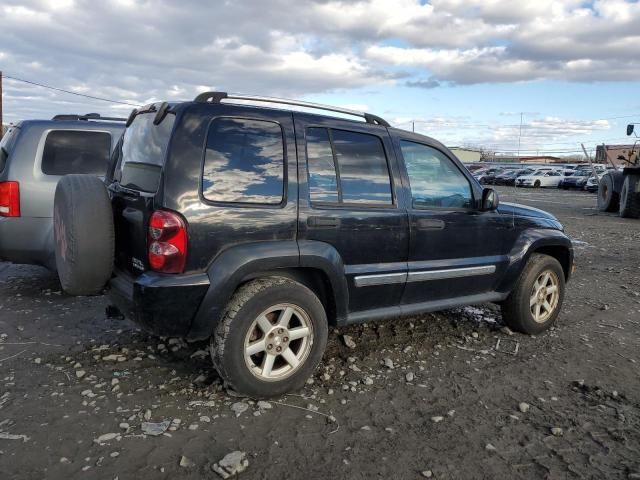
left=211, top=451, right=249, bottom=479
left=343, top=335, right=356, bottom=349
left=231, top=402, right=249, bottom=416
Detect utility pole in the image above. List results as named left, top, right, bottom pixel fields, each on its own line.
left=0, top=71, right=3, bottom=140
left=516, top=112, right=523, bottom=161
left=412, top=120, right=415, bottom=133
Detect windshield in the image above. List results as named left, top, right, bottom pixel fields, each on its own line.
left=116, top=112, right=175, bottom=192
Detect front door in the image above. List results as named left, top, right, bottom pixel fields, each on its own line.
left=395, top=138, right=512, bottom=305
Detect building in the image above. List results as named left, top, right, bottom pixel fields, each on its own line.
left=595, top=144, right=638, bottom=167
left=493, top=155, right=564, bottom=164
left=449, top=147, right=482, bottom=163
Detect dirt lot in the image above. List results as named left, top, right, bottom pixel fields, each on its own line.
left=1, top=186, right=640, bottom=480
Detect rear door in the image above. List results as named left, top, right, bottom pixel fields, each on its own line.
left=394, top=137, right=513, bottom=305
left=295, top=114, right=409, bottom=313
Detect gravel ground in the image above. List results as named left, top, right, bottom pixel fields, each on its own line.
left=1, top=186, right=640, bottom=480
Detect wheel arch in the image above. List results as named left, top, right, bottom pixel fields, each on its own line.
left=532, top=244, right=572, bottom=281
left=187, top=240, right=348, bottom=340
left=497, top=229, right=574, bottom=295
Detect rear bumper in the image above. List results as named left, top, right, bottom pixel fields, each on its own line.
left=109, top=269, right=209, bottom=337
left=0, top=216, right=55, bottom=268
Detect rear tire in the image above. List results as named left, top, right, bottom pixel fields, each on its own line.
left=501, top=254, right=565, bottom=335
left=211, top=277, right=328, bottom=398
left=597, top=173, right=619, bottom=212
left=54, top=175, right=114, bottom=295
left=619, top=175, right=640, bottom=219
left=534, top=180, right=541, bottom=188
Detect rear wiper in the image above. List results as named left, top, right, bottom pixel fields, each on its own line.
left=108, top=181, right=140, bottom=197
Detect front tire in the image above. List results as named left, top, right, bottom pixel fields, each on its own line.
left=597, top=173, right=619, bottom=212
left=534, top=180, right=541, bottom=188
left=211, top=277, right=328, bottom=398
left=501, top=254, right=565, bottom=335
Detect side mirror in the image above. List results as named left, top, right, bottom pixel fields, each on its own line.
left=627, top=124, right=635, bottom=136
left=481, top=188, right=499, bottom=211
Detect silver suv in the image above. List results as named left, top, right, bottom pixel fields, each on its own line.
left=0, top=114, right=124, bottom=269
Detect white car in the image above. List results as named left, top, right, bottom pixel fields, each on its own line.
left=515, top=170, right=564, bottom=188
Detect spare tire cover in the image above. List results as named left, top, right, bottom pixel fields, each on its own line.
left=54, top=174, right=114, bottom=295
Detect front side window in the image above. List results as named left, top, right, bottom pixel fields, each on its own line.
left=400, top=141, right=472, bottom=209
left=305, top=128, right=393, bottom=206
left=203, top=118, right=284, bottom=204
left=42, top=130, right=112, bottom=176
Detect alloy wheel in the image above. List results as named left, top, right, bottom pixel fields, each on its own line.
left=529, top=270, right=560, bottom=323
left=243, top=303, right=314, bottom=381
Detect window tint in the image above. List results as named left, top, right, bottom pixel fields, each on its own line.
left=41, top=130, right=112, bottom=176
left=306, top=128, right=339, bottom=203
left=400, top=141, right=472, bottom=209
left=203, top=118, right=284, bottom=204
left=331, top=129, right=392, bottom=205
left=119, top=112, right=175, bottom=192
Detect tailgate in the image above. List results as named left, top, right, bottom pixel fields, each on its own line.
left=110, top=109, right=176, bottom=276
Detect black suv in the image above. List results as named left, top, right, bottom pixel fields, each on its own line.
left=53, top=93, right=574, bottom=398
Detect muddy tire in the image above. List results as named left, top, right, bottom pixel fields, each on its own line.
left=619, top=175, right=640, bottom=219
left=501, top=254, right=565, bottom=335
left=597, top=173, right=619, bottom=212
left=54, top=174, right=114, bottom=295
left=211, top=277, right=328, bottom=399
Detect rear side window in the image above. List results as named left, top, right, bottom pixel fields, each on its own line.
left=305, top=128, right=392, bottom=206
left=42, top=130, right=111, bottom=176
left=306, top=128, right=339, bottom=203
left=202, top=118, right=285, bottom=204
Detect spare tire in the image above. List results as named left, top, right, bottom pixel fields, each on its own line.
left=597, top=172, right=619, bottom=212
left=619, top=175, right=640, bottom=219
left=54, top=175, right=114, bottom=295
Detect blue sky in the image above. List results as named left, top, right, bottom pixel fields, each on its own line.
left=1, top=0, right=639, bottom=157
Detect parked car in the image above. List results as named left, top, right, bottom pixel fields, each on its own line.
left=494, top=168, right=534, bottom=186
left=516, top=169, right=564, bottom=188
left=52, top=93, right=573, bottom=398
left=475, top=167, right=505, bottom=184
left=585, top=174, right=603, bottom=192
left=0, top=114, right=125, bottom=269
left=559, top=165, right=606, bottom=190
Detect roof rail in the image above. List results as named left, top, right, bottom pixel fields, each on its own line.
left=52, top=113, right=127, bottom=122
left=193, top=91, right=390, bottom=127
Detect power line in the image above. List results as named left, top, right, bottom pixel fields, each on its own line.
left=3, top=74, right=141, bottom=107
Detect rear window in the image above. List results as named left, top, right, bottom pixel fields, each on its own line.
left=118, top=112, right=175, bottom=192
left=202, top=118, right=285, bottom=204
left=41, top=130, right=112, bottom=176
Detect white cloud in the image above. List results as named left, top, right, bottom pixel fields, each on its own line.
left=0, top=0, right=639, bottom=121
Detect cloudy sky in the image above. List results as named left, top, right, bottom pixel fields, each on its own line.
left=1, top=0, right=639, bottom=155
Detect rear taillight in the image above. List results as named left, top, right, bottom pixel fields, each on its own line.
left=0, top=182, right=20, bottom=217
left=147, top=210, right=187, bottom=273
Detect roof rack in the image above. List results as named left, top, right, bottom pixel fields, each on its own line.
left=52, top=113, right=127, bottom=122
left=193, top=91, right=390, bottom=127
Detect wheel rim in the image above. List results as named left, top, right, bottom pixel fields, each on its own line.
left=243, top=303, right=313, bottom=382
left=529, top=270, right=560, bottom=324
